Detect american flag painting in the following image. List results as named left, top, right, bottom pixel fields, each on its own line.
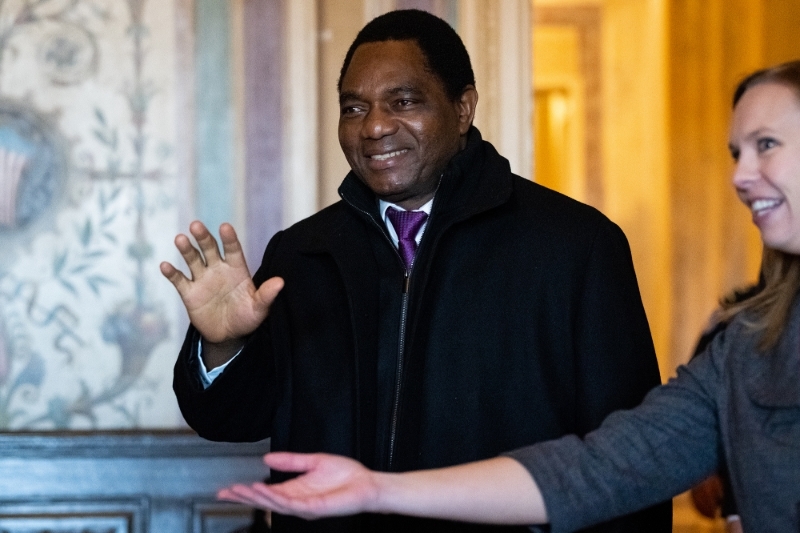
left=0, top=147, right=29, bottom=228
left=0, top=125, right=34, bottom=230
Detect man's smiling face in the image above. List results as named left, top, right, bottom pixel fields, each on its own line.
left=338, top=39, right=475, bottom=210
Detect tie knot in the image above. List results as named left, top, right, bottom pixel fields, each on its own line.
left=386, top=207, right=428, bottom=241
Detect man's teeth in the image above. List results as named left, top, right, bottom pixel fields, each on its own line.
left=371, top=149, right=407, bottom=161
left=751, top=199, right=781, bottom=212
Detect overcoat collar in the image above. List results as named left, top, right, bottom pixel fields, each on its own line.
left=745, top=298, right=800, bottom=408
left=323, top=127, right=517, bottom=339
left=335, top=126, right=514, bottom=236
left=289, top=126, right=516, bottom=271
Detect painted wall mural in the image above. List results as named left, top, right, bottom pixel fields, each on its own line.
left=0, top=0, right=185, bottom=429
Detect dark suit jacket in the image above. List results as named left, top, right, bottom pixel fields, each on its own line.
left=174, top=128, right=670, bottom=533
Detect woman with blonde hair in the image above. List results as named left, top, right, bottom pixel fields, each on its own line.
left=218, top=60, right=800, bottom=533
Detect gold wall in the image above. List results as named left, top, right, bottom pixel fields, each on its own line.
left=535, top=0, right=800, bottom=376
left=535, top=1, right=800, bottom=528
left=534, top=0, right=673, bottom=376
left=669, top=0, right=800, bottom=365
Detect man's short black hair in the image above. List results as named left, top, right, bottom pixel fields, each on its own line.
left=338, top=9, right=475, bottom=101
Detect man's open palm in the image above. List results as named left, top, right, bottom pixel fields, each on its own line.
left=160, top=221, right=284, bottom=344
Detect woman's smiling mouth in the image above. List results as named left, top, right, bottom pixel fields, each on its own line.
left=750, top=198, right=783, bottom=216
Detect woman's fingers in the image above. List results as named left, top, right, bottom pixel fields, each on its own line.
left=218, top=482, right=326, bottom=520
left=263, top=451, right=316, bottom=473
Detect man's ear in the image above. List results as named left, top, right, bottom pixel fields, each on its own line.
left=455, top=85, right=478, bottom=134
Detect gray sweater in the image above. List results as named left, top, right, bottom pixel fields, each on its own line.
left=508, top=301, right=800, bottom=533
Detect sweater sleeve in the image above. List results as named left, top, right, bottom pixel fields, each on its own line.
left=505, top=344, right=724, bottom=533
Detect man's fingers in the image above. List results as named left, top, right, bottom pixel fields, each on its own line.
left=174, top=233, right=206, bottom=275
left=218, top=222, right=248, bottom=268
left=190, top=220, right=224, bottom=265
left=159, top=261, right=178, bottom=279
left=160, top=261, right=191, bottom=296
left=179, top=221, right=247, bottom=273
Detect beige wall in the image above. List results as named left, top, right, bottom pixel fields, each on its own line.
left=316, top=2, right=362, bottom=209
left=459, top=0, right=533, bottom=178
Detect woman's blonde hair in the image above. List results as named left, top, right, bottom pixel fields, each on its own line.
left=718, top=60, right=800, bottom=350
left=718, top=249, right=800, bottom=351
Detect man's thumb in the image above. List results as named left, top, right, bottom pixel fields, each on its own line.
left=255, top=276, right=285, bottom=312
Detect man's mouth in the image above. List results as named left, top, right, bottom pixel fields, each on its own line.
left=370, top=149, right=408, bottom=161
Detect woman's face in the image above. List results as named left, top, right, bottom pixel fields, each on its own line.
left=730, top=82, right=800, bottom=254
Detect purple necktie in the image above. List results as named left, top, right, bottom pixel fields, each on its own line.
left=386, top=207, right=428, bottom=270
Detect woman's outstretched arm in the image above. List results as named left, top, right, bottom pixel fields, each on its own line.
left=218, top=452, right=548, bottom=524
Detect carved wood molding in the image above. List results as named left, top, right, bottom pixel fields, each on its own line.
left=0, top=430, right=269, bottom=458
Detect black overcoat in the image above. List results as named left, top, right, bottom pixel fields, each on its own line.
left=174, top=129, right=671, bottom=533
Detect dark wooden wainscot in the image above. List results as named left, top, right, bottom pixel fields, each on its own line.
left=0, top=431, right=270, bottom=532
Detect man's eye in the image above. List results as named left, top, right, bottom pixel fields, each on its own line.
left=395, top=99, right=415, bottom=108
left=341, top=106, right=362, bottom=116
left=729, top=149, right=740, bottom=162
left=757, top=138, right=778, bottom=152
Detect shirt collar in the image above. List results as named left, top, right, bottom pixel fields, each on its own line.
left=378, top=197, right=434, bottom=220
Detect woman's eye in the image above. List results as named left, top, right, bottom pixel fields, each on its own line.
left=757, top=138, right=778, bottom=152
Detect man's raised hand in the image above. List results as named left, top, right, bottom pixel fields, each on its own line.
left=160, top=221, right=284, bottom=355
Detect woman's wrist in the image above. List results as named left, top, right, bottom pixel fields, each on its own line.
left=369, top=470, right=408, bottom=515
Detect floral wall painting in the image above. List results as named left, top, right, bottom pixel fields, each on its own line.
left=0, top=0, right=190, bottom=430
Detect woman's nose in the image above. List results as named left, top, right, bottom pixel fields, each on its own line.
left=731, top=152, right=758, bottom=190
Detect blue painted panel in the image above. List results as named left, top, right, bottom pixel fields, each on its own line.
left=195, top=0, right=234, bottom=234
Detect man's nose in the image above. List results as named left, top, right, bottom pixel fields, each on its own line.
left=362, top=106, right=398, bottom=139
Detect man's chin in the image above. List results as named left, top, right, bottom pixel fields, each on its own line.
left=357, top=177, right=408, bottom=201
